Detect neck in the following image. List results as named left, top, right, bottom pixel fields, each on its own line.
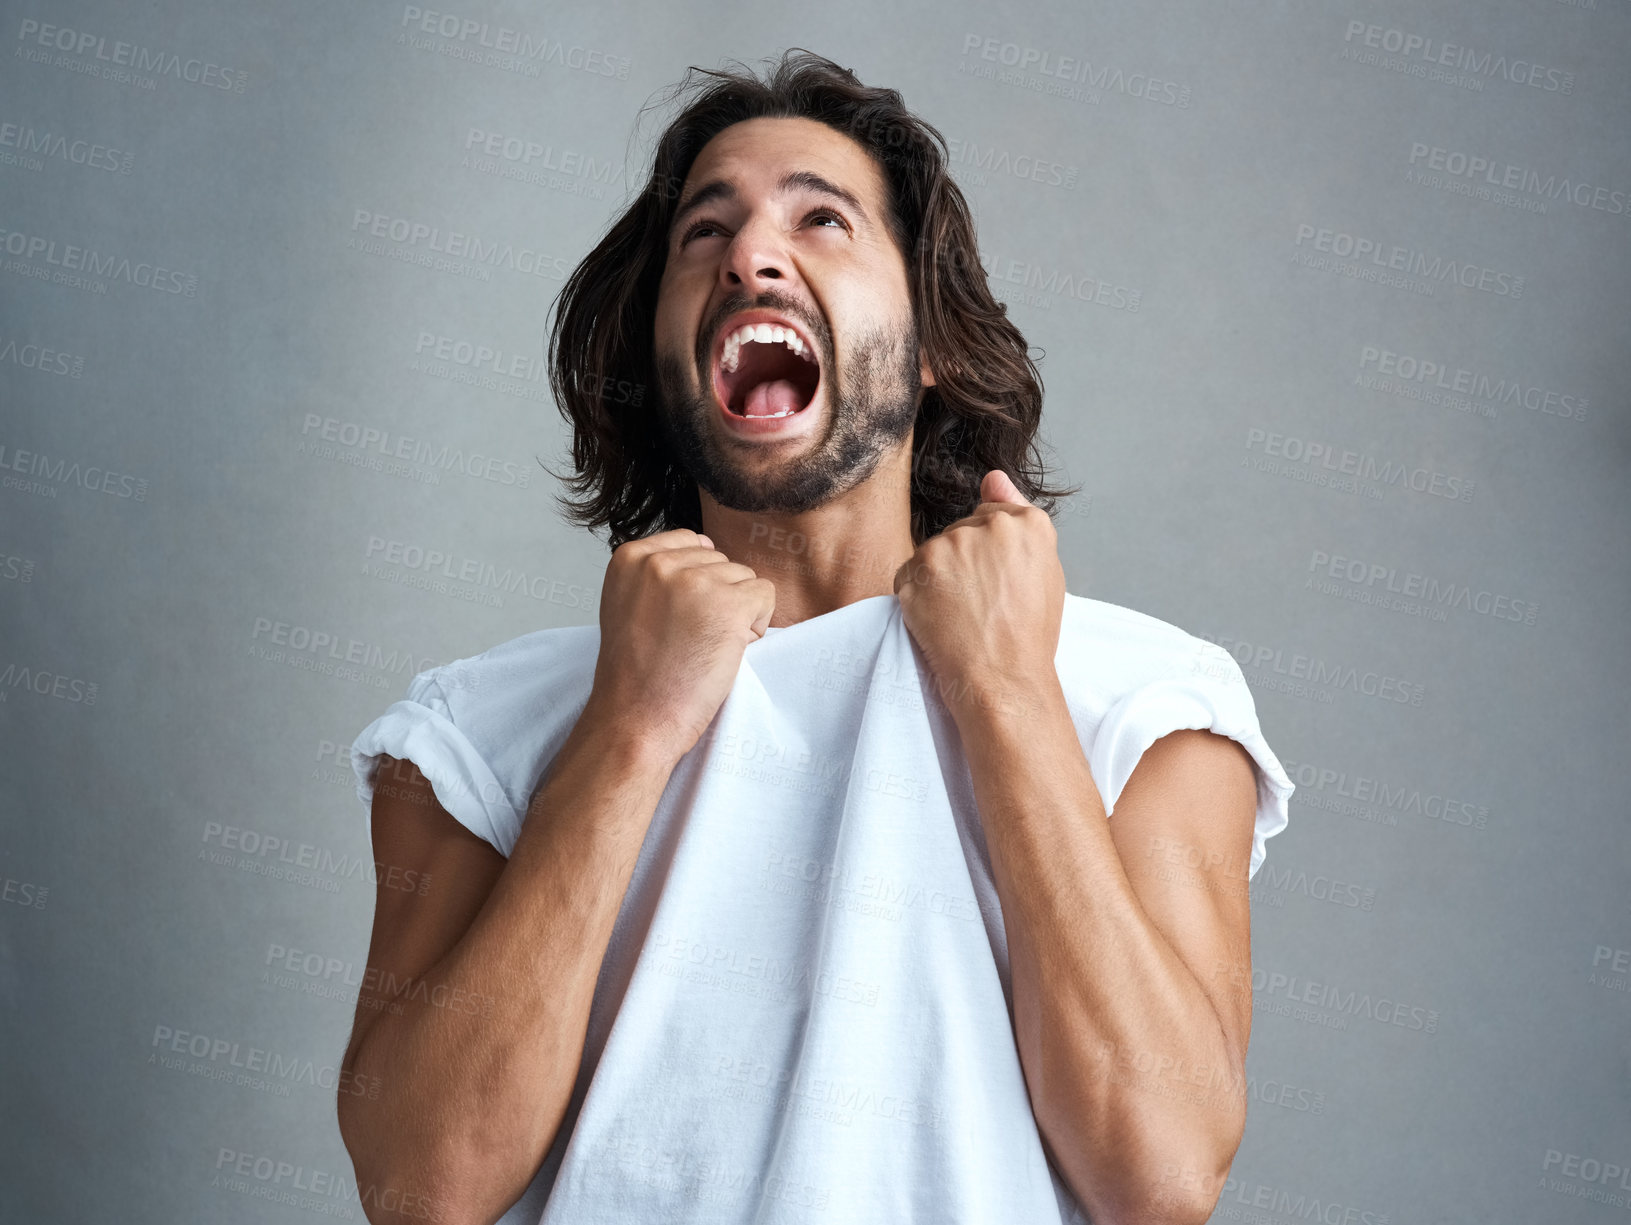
left=698, top=443, right=916, bottom=628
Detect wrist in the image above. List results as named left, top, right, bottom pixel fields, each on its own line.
left=938, top=664, right=1064, bottom=733
left=573, top=693, right=689, bottom=775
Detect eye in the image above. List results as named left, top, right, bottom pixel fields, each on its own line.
left=679, top=220, right=723, bottom=245
left=678, top=208, right=849, bottom=247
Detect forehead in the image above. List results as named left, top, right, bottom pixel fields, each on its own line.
left=679, top=116, right=889, bottom=213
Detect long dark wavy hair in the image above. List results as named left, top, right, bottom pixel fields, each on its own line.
left=544, top=48, right=1079, bottom=549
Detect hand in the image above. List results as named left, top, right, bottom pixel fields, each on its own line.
left=892, top=470, right=1066, bottom=721
left=585, top=529, right=776, bottom=766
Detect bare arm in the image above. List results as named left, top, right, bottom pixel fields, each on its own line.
left=337, top=712, right=675, bottom=1225
left=336, top=528, right=776, bottom=1225
left=958, top=690, right=1258, bottom=1225
left=889, top=484, right=1256, bottom=1223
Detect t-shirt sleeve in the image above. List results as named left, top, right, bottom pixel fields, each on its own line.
left=1088, top=648, right=1294, bottom=882
left=350, top=666, right=522, bottom=857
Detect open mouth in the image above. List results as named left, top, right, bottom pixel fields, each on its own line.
left=712, top=320, right=821, bottom=419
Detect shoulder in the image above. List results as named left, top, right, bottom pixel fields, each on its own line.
left=353, top=621, right=601, bottom=857
left=1057, top=591, right=1246, bottom=709
left=1057, top=593, right=1296, bottom=880
left=414, top=622, right=600, bottom=724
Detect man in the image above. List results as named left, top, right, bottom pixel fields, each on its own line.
left=341, top=50, right=1293, bottom=1225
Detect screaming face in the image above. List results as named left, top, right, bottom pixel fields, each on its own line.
left=652, top=117, right=933, bottom=516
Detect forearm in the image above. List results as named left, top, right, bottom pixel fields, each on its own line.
left=342, top=709, right=677, bottom=1223
left=953, top=678, right=1243, bottom=1223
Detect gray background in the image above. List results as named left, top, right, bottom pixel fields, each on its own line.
left=3, top=1, right=1629, bottom=1221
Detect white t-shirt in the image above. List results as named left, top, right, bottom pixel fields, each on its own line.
left=350, top=591, right=1294, bottom=1224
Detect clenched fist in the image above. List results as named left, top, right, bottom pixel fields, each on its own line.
left=584, top=529, right=777, bottom=767
left=892, top=470, right=1066, bottom=722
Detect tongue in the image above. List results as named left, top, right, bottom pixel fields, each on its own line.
left=740, top=378, right=805, bottom=417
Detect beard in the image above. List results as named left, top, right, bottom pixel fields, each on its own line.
left=652, top=295, right=923, bottom=515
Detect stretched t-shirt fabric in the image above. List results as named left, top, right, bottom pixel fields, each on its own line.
left=350, top=591, right=1294, bottom=1225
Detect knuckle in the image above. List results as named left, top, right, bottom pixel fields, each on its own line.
left=675, top=564, right=712, bottom=590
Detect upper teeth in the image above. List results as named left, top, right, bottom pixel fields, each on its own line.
left=720, top=322, right=817, bottom=374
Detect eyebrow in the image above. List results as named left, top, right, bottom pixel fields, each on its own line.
left=669, top=169, right=870, bottom=238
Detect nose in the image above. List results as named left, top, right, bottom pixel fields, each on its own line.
left=717, top=215, right=794, bottom=294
